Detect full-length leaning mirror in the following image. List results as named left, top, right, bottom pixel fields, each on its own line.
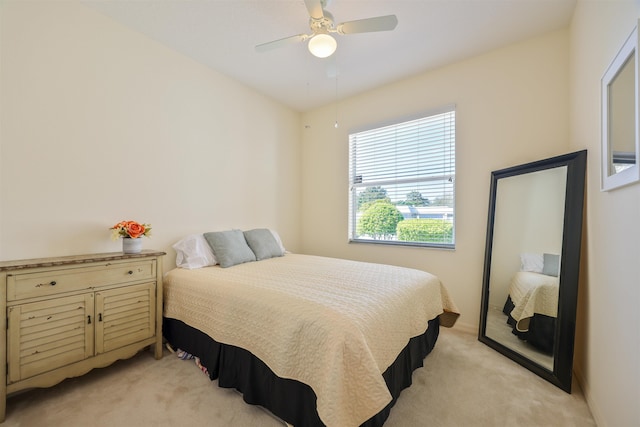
left=479, top=150, right=587, bottom=393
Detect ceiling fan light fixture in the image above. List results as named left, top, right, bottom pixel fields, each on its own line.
left=308, top=33, right=337, bottom=58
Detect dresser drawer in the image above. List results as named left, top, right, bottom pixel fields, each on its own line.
left=6, top=260, right=156, bottom=301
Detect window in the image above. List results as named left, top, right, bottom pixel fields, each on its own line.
left=348, top=107, right=456, bottom=248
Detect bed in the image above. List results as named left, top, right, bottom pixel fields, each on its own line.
left=162, top=232, right=458, bottom=427
left=502, top=270, right=559, bottom=353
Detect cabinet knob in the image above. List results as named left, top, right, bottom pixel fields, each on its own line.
left=50, top=281, right=57, bottom=286
left=127, top=270, right=133, bottom=275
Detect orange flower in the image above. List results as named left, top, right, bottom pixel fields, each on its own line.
left=110, top=220, right=151, bottom=240
left=126, top=222, right=146, bottom=239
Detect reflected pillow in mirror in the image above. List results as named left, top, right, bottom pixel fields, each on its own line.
left=520, top=253, right=544, bottom=273
left=543, top=253, right=560, bottom=277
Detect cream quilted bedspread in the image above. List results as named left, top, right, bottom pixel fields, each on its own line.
left=508, top=271, right=559, bottom=331
left=163, top=253, right=459, bottom=427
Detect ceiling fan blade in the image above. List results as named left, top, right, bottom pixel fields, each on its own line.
left=304, top=0, right=325, bottom=20
left=337, top=15, right=398, bottom=35
left=255, top=34, right=309, bottom=53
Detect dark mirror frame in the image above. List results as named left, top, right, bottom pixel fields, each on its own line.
left=478, top=150, right=587, bottom=393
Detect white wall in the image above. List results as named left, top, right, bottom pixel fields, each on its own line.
left=0, top=1, right=302, bottom=267
left=570, top=1, right=640, bottom=426
left=301, top=29, right=571, bottom=331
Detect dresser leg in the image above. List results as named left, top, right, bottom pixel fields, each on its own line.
left=1, top=271, right=6, bottom=423
left=0, top=394, right=6, bottom=423
left=153, top=340, right=163, bottom=360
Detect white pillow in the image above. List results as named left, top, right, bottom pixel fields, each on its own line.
left=173, top=234, right=217, bottom=269
left=520, top=253, right=544, bottom=273
left=269, top=229, right=287, bottom=254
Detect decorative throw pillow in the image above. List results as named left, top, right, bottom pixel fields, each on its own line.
left=203, top=230, right=256, bottom=268
left=173, top=234, right=217, bottom=269
left=542, top=253, right=561, bottom=277
left=244, top=228, right=284, bottom=260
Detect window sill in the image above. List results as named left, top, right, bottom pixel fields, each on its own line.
left=348, top=239, right=455, bottom=250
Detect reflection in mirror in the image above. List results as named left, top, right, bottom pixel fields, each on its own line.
left=485, top=166, right=566, bottom=372
left=479, top=151, right=587, bottom=393
left=608, top=53, right=635, bottom=175
left=601, top=22, right=639, bottom=191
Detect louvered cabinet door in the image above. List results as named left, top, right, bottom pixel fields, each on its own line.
left=7, top=294, right=94, bottom=383
left=94, top=282, right=155, bottom=354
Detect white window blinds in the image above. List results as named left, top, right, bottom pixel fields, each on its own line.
left=348, top=108, right=456, bottom=247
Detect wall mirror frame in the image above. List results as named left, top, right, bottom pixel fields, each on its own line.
left=601, top=21, right=639, bottom=191
left=478, top=150, right=587, bottom=393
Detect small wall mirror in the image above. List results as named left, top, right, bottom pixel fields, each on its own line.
left=479, top=150, right=587, bottom=393
left=601, top=21, right=639, bottom=191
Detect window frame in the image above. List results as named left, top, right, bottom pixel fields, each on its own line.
left=348, top=106, right=456, bottom=249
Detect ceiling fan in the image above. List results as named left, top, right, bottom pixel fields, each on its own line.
left=255, top=0, right=398, bottom=58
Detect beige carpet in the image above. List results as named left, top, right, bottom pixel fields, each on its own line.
left=3, top=328, right=595, bottom=427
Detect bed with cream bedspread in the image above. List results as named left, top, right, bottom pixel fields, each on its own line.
left=163, top=253, right=458, bottom=427
left=508, top=271, right=559, bottom=332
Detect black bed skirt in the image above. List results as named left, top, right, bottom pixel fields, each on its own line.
left=503, top=296, right=555, bottom=354
left=163, top=316, right=440, bottom=427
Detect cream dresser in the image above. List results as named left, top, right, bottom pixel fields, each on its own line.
left=0, top=250, right=165, bottom=422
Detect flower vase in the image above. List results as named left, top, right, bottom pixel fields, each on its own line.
left=122, top=237, right=143, bottom=254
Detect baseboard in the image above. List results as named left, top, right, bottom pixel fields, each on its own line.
left=449, top=320, right=477, bottom=335
left=573, top=367, right=604, bottom=427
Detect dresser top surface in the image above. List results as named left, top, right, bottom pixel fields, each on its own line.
left=0, top=250, right=166, bottom=272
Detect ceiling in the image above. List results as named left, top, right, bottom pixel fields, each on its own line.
left=83, top=0, right=577, bottom=112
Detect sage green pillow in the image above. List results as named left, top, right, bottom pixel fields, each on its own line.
left=244, top=228, right=284, bottom=260
left=203, top=230, right=256, bottom=268
left=542, top=253, right=560, bottom=277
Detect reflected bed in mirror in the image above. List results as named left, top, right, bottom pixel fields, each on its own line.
left=479, top=150, right=587, bottom=393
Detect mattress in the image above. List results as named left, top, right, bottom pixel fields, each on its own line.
left=163, top=253, right=459, bottom=427
left=163, top=316, right=440, bottom=427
